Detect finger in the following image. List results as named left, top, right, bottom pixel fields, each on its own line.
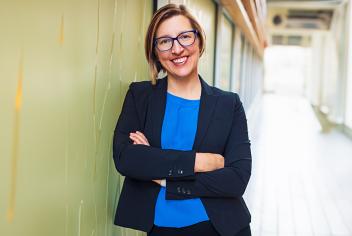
left=136, top=131, right=150, bottom=145
left=133, top=133, right=149, bottom=145
left=129, top=134, right=142, bottom=144
left=130, top=133, right=148, bottom=145
left=136, top=131, right=146, bottom=139
left=130, top=135, right=143, bottom=144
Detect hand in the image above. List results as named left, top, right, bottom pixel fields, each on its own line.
left=152, top=180, right=162, bottom=185
left=129, top=131, right=150, bottom=146
left=194, top=153, right=224, bottom=172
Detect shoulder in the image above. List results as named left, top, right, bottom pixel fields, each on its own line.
left=208, top=87, right=246, bottom=125
left=208, top=85, right=242, bottom=108
left=129, top=80, right=154, bottom=93
left=127, top=80, right=156, bottom=102
left=200, top=76, right=240, bottom=103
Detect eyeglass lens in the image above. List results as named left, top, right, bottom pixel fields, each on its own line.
left=156, top=31, right=196, bottom=51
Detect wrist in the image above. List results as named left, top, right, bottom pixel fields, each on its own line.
left=194, top=153, right=200, bottom=172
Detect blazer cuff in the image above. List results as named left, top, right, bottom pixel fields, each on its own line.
left=165, top=179, right=197, bottom=200
left=166, top=150, right=196, bottom=180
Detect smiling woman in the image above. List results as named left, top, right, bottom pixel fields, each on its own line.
left=152, top=15, right=201, bottom=87
left=113, top=4, right=252, bottom=236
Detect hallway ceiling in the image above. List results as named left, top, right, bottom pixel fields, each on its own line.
left=266, top=0, right=345, bottom=46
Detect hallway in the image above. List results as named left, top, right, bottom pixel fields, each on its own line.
left=2, top=1, right=352, bottom=235
left=245, top=94, right=352, bottom=236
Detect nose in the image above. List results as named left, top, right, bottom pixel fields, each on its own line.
left=171, top=39, right=184, bottom=54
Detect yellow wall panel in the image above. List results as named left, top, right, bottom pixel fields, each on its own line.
left=0, top=1, right=152, bottom=236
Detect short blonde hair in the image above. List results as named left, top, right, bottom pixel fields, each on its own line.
left=145, top=4, right=206, bottom=85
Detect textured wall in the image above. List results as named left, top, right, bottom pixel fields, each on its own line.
left=0, top=0, right=152, bottom=236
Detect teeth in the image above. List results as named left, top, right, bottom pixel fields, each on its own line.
left=172, top=57, right=187, bottom=64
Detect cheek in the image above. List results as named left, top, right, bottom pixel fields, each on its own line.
left=156, top=51, right=169, bottom=64
left=190, top=41, right=201, bottom=59
left=190, top=48, right=200, bottom=63
left=193, top=39, right=201, bottom=53
left=158, top=58, right=169, bottom=70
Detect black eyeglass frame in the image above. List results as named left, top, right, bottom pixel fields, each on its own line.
left=154, top=29, right=198, bottom=52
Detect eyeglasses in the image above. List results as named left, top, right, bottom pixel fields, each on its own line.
left=154, top=30, right=198, bottom=52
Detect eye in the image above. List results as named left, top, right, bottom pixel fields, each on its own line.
left=179, top=33, right=192, bottom=39
left=158, top=38, right=172, bottom=45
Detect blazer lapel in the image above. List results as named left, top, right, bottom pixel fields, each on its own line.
left=150, top=75, right=218, bottom=150
left=150, top=77, right=167, bottom=148
left=192, top=77, right=218, bottom=150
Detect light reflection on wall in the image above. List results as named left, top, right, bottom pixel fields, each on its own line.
left=0, top=1, right=152, bottom=236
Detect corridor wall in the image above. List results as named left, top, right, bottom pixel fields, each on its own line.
left=345, top=0, right=352, bottom=132
left=216, top=13, right=233, bottom=91
left=0, top=1, right=152, bottom=236
left=306, top=1, right=352, bottom=135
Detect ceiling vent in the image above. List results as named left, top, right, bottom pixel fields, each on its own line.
left=286, top=9, right=333, bottom=29
left=271, top=35, right=311, bottom=46
left=268, top=8, right=333, bottom=30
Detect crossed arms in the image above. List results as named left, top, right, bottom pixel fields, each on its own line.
left=113, top=85, right=252, bottom=199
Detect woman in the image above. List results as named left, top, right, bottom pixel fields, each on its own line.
left=113, top=4, right=252, bottom=236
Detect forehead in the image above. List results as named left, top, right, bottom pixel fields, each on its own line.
left=156, top=15, right=193, bottom=37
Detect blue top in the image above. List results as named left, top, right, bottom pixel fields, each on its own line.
left=154, top=92, right=209, bottom=227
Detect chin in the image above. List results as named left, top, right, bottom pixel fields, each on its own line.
left=170, top=70, right=195, bottom=79
left=167, top=65, right=197, bottom=79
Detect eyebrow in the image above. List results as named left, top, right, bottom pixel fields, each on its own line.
left=155, top=29, right=193, bottom=39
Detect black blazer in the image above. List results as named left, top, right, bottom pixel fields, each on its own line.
left=113, top=76, right=252, bottom=236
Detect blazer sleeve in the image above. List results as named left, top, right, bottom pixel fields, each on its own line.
left=113, top=83, right=196, bottom=181
left=165, top=94, right=252, bottom=199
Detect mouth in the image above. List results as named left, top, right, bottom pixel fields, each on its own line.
left=171, top=56, right=188, bottom=65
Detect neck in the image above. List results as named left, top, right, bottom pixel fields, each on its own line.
left=167, top=72, right=201, bottom=100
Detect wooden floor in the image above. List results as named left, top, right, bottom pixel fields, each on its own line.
left=244, top=94, right=352, bottom=236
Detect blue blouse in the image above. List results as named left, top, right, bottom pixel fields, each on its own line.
left=154, top=92, right=209, bottom=227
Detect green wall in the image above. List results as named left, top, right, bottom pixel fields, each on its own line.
left=0, top=1, right=152, bottom=235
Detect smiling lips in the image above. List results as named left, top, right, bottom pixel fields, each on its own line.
left=171, top=56, right=188, bottom=65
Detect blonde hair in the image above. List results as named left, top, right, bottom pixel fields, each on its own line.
left=144, top=4, right=206, bottom=85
